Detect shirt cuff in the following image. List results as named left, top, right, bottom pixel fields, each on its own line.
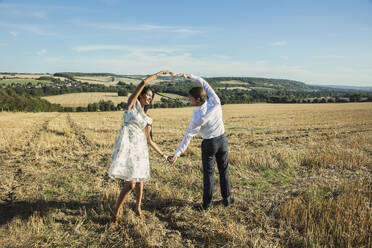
left=190, top=74, right=200, bottom=81
left=174, top=151, right=181, bottom=157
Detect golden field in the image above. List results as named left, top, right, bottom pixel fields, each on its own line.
left=0, top=103, right=371, bottom=247
left=42, top=92, right=129, bottom=107
left=0, top=73, right=67, bottom=81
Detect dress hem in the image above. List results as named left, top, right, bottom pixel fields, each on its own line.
left=109, top=174, right=150, bottom=182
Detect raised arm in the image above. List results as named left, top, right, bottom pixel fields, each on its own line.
left=127, top=70, right=173, bottom=110
left=176, top=73, right=220, bottom=104
left=169, top=112, right=202, bottom=165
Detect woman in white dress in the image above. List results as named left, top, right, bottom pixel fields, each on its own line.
left=109, top=70, right=172, bottom=223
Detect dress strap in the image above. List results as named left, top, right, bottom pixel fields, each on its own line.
left=136, top=99, right=152, bottom=125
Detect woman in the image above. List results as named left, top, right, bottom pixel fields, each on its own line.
left=109, top=70, right=172, bottom=223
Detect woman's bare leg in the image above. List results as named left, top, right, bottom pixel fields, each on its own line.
left=135, top=182, right=144, bottom=219
left=113, top=181, right=135, bottom=224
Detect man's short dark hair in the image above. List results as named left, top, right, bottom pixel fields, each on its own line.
left=189, top=87, right=207, bottom=103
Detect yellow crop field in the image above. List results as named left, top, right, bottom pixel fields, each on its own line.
left=0, top=73, right=67, bottom=81
left=1, top=103, right=371, bottom=247
left=42, top=92, right=129, bottom=107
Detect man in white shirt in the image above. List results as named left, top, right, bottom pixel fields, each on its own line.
left=169, top=73, right=233, bottom=210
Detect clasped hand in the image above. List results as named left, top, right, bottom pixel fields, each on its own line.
left=154, top=70, right=191, bottom=79
left=159, top=154, right=178, bottom=165
left=166, top=155, right=178, bottom=165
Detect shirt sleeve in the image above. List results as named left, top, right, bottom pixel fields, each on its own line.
left=145, top=116, right=152, bottom=125
left=174, top=113, right=202, bottom=156
left=189, top=74, right=220, bottom=105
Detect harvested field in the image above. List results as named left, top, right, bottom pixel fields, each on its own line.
left=1, top=103, right=371, bottom=247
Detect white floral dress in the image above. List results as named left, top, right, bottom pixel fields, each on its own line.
left=108, top=100, right=152, bottom=182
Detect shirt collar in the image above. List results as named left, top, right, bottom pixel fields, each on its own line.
left=195, top=101, right=207, bottom=112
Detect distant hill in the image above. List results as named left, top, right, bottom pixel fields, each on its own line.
left=206, top=77, right=317, bottom=92
left=311, top=84, right=372, bottom=92
left=1, top=72, right=371, bottom=109
left=51, top=72, right=371, bottom=93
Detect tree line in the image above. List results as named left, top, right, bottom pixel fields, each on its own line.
left=4, top=73, right=372, bottom=103
left=0, top=88, right=61, bottom=112
left=2, top=75, right=372, bottom=112
left=0, top=88, right=190, bottom=112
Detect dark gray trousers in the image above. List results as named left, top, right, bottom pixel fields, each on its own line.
left=201, top=133, right=231, bottom=207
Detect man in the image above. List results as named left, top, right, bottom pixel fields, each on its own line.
left=169, top=73, right=233, bottom=210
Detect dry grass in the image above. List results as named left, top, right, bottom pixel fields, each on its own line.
left=1, top=103, right=371, bottom=247
left=42, top=92, right=129, bottom=107
left=277, top=181, right=371, bottom=247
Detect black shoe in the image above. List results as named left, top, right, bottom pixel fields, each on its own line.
left=193, top=203, right=210, bottom=211
left=223, top=197, right=235, bottom=207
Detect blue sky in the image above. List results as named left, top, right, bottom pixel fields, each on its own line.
left=0, top=0, right=371, bottom=86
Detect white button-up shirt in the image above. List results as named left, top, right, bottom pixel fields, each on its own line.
left=174, top=75, right=225, bottom=156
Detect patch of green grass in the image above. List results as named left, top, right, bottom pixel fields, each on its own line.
left=225, top=125, right=247, bottom=131
left=39, top=171, right=93, bottom=201
left=231, top=165, right=296, bottom=195
left=262, top=167, right=295, bottom=185
left=248, top=179, right=273, bottom=192
left=255, top=127, right=266, bottom=131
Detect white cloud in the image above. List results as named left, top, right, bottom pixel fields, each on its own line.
left=0, top=22, right=54, bottom=36
left=4, top=41, right=370, bottom=86
left=99, top=0, right=121, bottom=4
left=7, top=50, right=372, bottom=86
left=17, top=24, right=53, bottom=35
left=63, top=52, right=371, bottom=85
left=0, top=3, right=48, bottom=19
left=31, top=11, right=47, bottom=19
left=42, top=56, right=64, bottom=62
left=37, top=49, right=47, bottom=55
left=270, top=41, right=288, bottom=46
left=53, top=50, right=313, bottom=81
left=9, top=31, right=17, bottom=36
left=84, top=22, right=207, bottom=36
left=313, top=55, right=345, bottom=60
left=73, top=44, right=179, bottom=55
left=73, top=45, right=129, bottom=52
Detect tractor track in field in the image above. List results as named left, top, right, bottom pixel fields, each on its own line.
left=65, top=114, right=112, bottom=173
left=0, top=114, right=61, bottom=205
left=67, top=114, right=95, bottom=149
left=0, top=113, right=108, bottom=219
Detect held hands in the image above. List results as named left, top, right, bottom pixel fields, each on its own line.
left=144, top=70, right=174, bottom=84
left=157, top=70, right=174, bottom=77
left=151, top=71, right=190, bottom=80
left=161, top=154, right=169, bottom=162
left=159, top=153, right=178, bottom=165
left=160, top=153, right=178, bottom=166
left=175, top=73, right=191, bottom=79
left=167, top=155, right=178, bottom=166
